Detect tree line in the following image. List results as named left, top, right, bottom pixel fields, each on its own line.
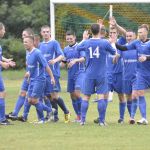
left=0, top=0, right=50, bottom=69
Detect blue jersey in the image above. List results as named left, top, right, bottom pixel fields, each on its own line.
left=126, top=39, right=150, bottom=76
left=64, top=43, right=85, bottom=79
left=39, top=40, right=63, bottom=77
left=106, top=37, right=126, bottom=74
left=77, top=38, right=116, bottom=79
left=26, top=48, right=47, bottom=81
left=0, top=45, right=2, bottom=72
left=121, top=50, right=138, bottom=80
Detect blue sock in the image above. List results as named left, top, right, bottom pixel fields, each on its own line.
left=41, top=102, right=51, bottom=113
left=13, top=96, right=25, bottom=116
left=103, top=99, right=108, bottom=122
left=119, top=102, right=126, bottom=120
left=127, top=100, right=132, bottom=117
left=97, top=99, right=105, bottom=123
left=34, top=102, right=44, bottom=121
left=139, top=96, right=146, bottom=119
left=44, top=98, right=52, bottom=112
left=131, top=98, right=138, bottom=119
left=0, top=98, right=6, bottom=121
left=77, top=97, right=82, bottom=116
left=23, top=99, right=31, bottom=120
left=72, top=99, right=79, bottom=115
left=51, top=100, right=58, bottom=119
left=57, top=97, right=69, bottom=114
left=81, top=100, right=89, bottom=122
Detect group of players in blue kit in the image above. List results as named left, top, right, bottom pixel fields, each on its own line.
left=1, top=15, right=150, bottom=126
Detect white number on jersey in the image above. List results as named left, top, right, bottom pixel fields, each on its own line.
left=89, top=46, right=100, bottom=58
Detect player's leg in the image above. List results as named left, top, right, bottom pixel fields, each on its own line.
left=113, top=73, right=126, bottom=124
left=135, top=75, right=149, bottom=125
left=0, top=77, right=11, bottom=125
left=126, top=94, right=132, bottom=117
left=80, top=77, right=94, bottom=125
left=123, top=80, right=133, bottom=118
left=129, top=90, right=138, bottom=124
left=51, top=76, right=70, bottom=123
left=29, top=80, right=46, bottom=123
left=67, top=78, right=78, bottom=120
left=96, top=77, right=108, bottom=126
left=137, top=90, right=148, bottom=125
left=8, top=78, right=28, bottom=120
left=93, top=73, right=113, bottom=124
left=43, top=77, right=53, bottom=121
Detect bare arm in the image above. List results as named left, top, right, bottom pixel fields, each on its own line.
left=48, top=55, right=64, bottom=65
left=68, top=57, right=85, bottom=68
left=46, top=65, right=55, bottom=85
left=109, top=17, right=126, bottom=36
left=0, top=61, right=9, bottom=69
left=2, top=56, right=16, bottom=67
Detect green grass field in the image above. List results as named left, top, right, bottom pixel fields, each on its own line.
left=1, top=70, right=150, bottom=150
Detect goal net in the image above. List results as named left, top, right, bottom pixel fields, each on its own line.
left=50, top=0, right=150, bottom=48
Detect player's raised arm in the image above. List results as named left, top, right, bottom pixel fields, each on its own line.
left=109, top=16, right=126, bottom=37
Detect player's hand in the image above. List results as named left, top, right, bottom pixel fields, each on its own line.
left=6, top=58, right=13, bottom=62
left=138, top=55, right=147, bottom=62
left=113, top=53, right=120, bottom=64
left=1, top=62, right=9, bottom=69
left=109, top=16, right=117, bottom=27
left=8, top=61, right=16, bottom=67
left=83, top=30, right=90, bottom=40
left=97, top=18, right=103, bottom=28
left=48, top=59, right=56, bottom=65
left=67, top=59, right=77, bottom=68
left=51, top=77, right=55, bottom=85
left=24, top=72, right=30, bottom=83
left=24, top=71, right=30, bottom=78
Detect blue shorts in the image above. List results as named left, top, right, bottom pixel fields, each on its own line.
left=21, top=77, right=29, bottom=91
left=82, top=76, right=108, bottom=95
left=28, top=80, right=46, bottom=98
left=67, top=72, right=84, bottom=93
left=108, top=73, right=123, bottom=94
left=123, top=78, right=136, bottom=94
left=49, top=76, right=61, bottom=93
left=133, top=75, right=150, bottom=90
left=0, top=76, right=5, bottom=92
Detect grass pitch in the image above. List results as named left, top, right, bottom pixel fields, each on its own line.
left=0, top=70, right=150, bottom=150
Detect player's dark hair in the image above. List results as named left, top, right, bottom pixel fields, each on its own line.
left=66, top=30, right=75, bottom=36
left=23, top=28, right=34, bottom=36
left=34, top=34, right=41, bottom=40
left=126, top=29, right=136, bottom=34
left=41, top=25, right=50, bottom=31
left=91, top=23, right=100, bottom=35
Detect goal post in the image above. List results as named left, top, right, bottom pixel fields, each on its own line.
left=50, top=0, right=115, bottom=39
left=50, top=0, right=150, bottom=46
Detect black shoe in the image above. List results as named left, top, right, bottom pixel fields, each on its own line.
left=8, top=113, right=18, bottom=121
left=18, top=116, right=27, bottom=122
left=53, top=117, right=59, bottom=122
left=118, top=118, right=124, bottom=124
left=5, top=112, right=13, bottom=119
left=94, top=118, right=99, bottom=124
left=0, top=119, right=13, bottom=125
left=129, top=119, right=135, bottom=125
